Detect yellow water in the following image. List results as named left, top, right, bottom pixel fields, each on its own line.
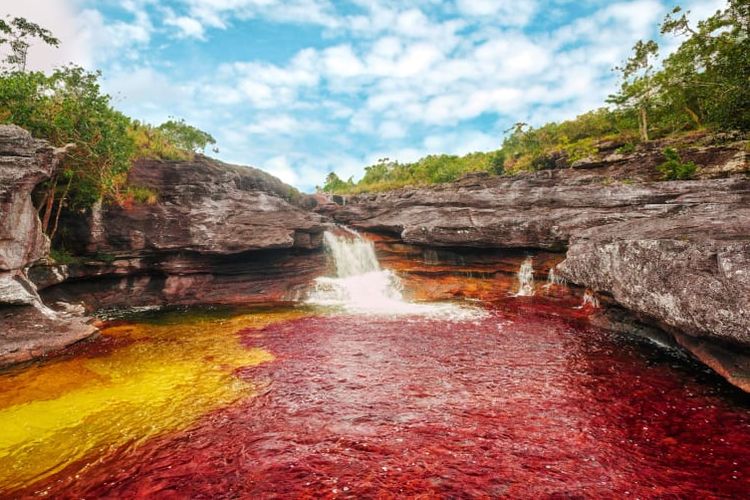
left=0, top=306, right=308, bottom=492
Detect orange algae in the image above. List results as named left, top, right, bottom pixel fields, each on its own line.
left=0, top=307, right=307, bottom=492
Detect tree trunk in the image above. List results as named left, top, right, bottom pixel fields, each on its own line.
left=40, top=176, right=58, bottom=234
left=49, top=175, right=73, bottom=242
left=684, top=105, right=702, bottom=128
left=639, top=107, right=649, bottom=142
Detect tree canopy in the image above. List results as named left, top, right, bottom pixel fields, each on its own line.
left=0, top=17, right=218, bottom=241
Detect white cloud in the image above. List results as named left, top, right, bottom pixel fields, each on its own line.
left=165, top=15, right=206, bottom=39
left=180, top=0, right=340, bottom=31
left=1, top=0, right=91, bottom=70
left=455, top=0, right=538, bottom=26
left=8, top=0, right=701, bottom=191
left=378, top=121, right=408, bottom=139
left=264, top=155, right=299, bottom=186
left=1, top=0, right=154, bottom=71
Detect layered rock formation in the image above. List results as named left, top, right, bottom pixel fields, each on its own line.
left=0, top=125, right=96, bottom=366
left=1, top=126, right=328, bottom=367
left=320, top=138, right=750, bottom=390
left=559, top=209, right=750, bottom=390
left=34, top=155, right=328, bottom=311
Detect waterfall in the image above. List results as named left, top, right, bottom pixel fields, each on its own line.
left=306, top=229, right=484, bottom=319
left=514, top=257, right=535, bottom=296
left=543, top=268, right=567, bottom=290
left=422, top=249, right=439, bottom=265
left=580, top=289, right=600, bottom=309
left=322, top=230, right=381, bottom=277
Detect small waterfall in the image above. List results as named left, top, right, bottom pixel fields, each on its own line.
left=543, top=268, right=567, bottom=290
left=514, top=257, right=535, bottom=296
left=322, top=230, right=380, bottom=277
left=422, top=249, right=439, bottom=266
left=580, top=289, right=600, bottom=309
left=306, top=229, right=484, bottom=319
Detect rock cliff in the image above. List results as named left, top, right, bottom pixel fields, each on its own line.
left=0, top=125, right=96, bottom=366
left=319, top=138, right=750, bottom=390
left=34, top=155, right=328, bottom=311
left=1, top=126, right=328, bottom=367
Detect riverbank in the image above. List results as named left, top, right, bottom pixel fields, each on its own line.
left=1, top=123, right=749, bottom=392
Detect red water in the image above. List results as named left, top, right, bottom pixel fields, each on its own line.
left=28, top=303, right=750, bottom=498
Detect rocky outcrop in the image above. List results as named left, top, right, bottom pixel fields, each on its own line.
left=81, top=157, right=326, bottom=255
left=320, top=139, right=750, bottom=390
left=1, top=127, right=329, bottom=366
left=558, top=209, right=750, bottom=344
left=323, top=136, right=748, bottom=247
left=0, top=125, right=97, bottom=367
left=35, top=155, right=328, bottom=310
left=557, top=209, right=750, bottom=390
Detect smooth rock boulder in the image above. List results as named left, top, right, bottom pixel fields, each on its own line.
left=81, top=157, right=327, bottom=255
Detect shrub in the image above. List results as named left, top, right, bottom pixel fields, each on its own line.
left=615, top=143, right=637, bottom=154
left=657, top=148, right=698, bottom=180
left=563, top=138, right=598, bottom=164
left=128, top=122, right=191, bottom=161
left=49, top=247, right=80, bottom=265
left=93, top=252, right=117, bottom=264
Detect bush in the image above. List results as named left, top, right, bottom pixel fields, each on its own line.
left=156, top=118, right=217, bottom=154
left=128, top=121, right=191, bottom=161
left=563, top=138, right=598, bottom=164
left=49, top=247, right=80, bottom=265
left=657, top=148, right=697, bottom=180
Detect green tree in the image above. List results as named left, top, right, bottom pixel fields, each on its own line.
left=0, top=66, right=135, bottom=238
left=0, top=16, right=59, bottom=72
left=321, top=172, right=354, bottom=193
left=609, top=40, right=660, bottom=141
left=659, top=2, right=750, bottom=131
left=157, top=118, right=217, bottom=154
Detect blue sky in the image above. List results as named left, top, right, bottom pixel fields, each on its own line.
left=5, top=0, right=725, bottom=191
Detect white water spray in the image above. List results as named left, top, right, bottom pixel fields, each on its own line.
left=514, top=257, right=535, bottom=296
left=579, top=289, right=600, bottom=309
left=306, top=229, right=485, bottom=319
left=543, top=268, right=567, bottom=290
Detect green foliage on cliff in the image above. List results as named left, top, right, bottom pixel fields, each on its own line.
left=128, top=122, right=193, bottom=161
left=322, top=2, right=749, bottom=194
left=0, top=66, right=136, bottom=237
left=320, top=151, right=500, bottom=194
left=657, top=148, right=697, bottom=180
left=0, top=17, right=217, bottom=240
left=157, top=118, right=217, bottom=154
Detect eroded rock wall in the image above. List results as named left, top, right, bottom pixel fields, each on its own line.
left=0, top=125, right=97, bottom=366
left=36, top=155, right=328, bottom=310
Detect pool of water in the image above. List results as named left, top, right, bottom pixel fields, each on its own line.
left=1, top=300, right=749, bottom=497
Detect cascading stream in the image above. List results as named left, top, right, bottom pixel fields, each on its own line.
left=514, top=256, right=535, bottom=296
left=306, top=229, right=484, bottom=319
